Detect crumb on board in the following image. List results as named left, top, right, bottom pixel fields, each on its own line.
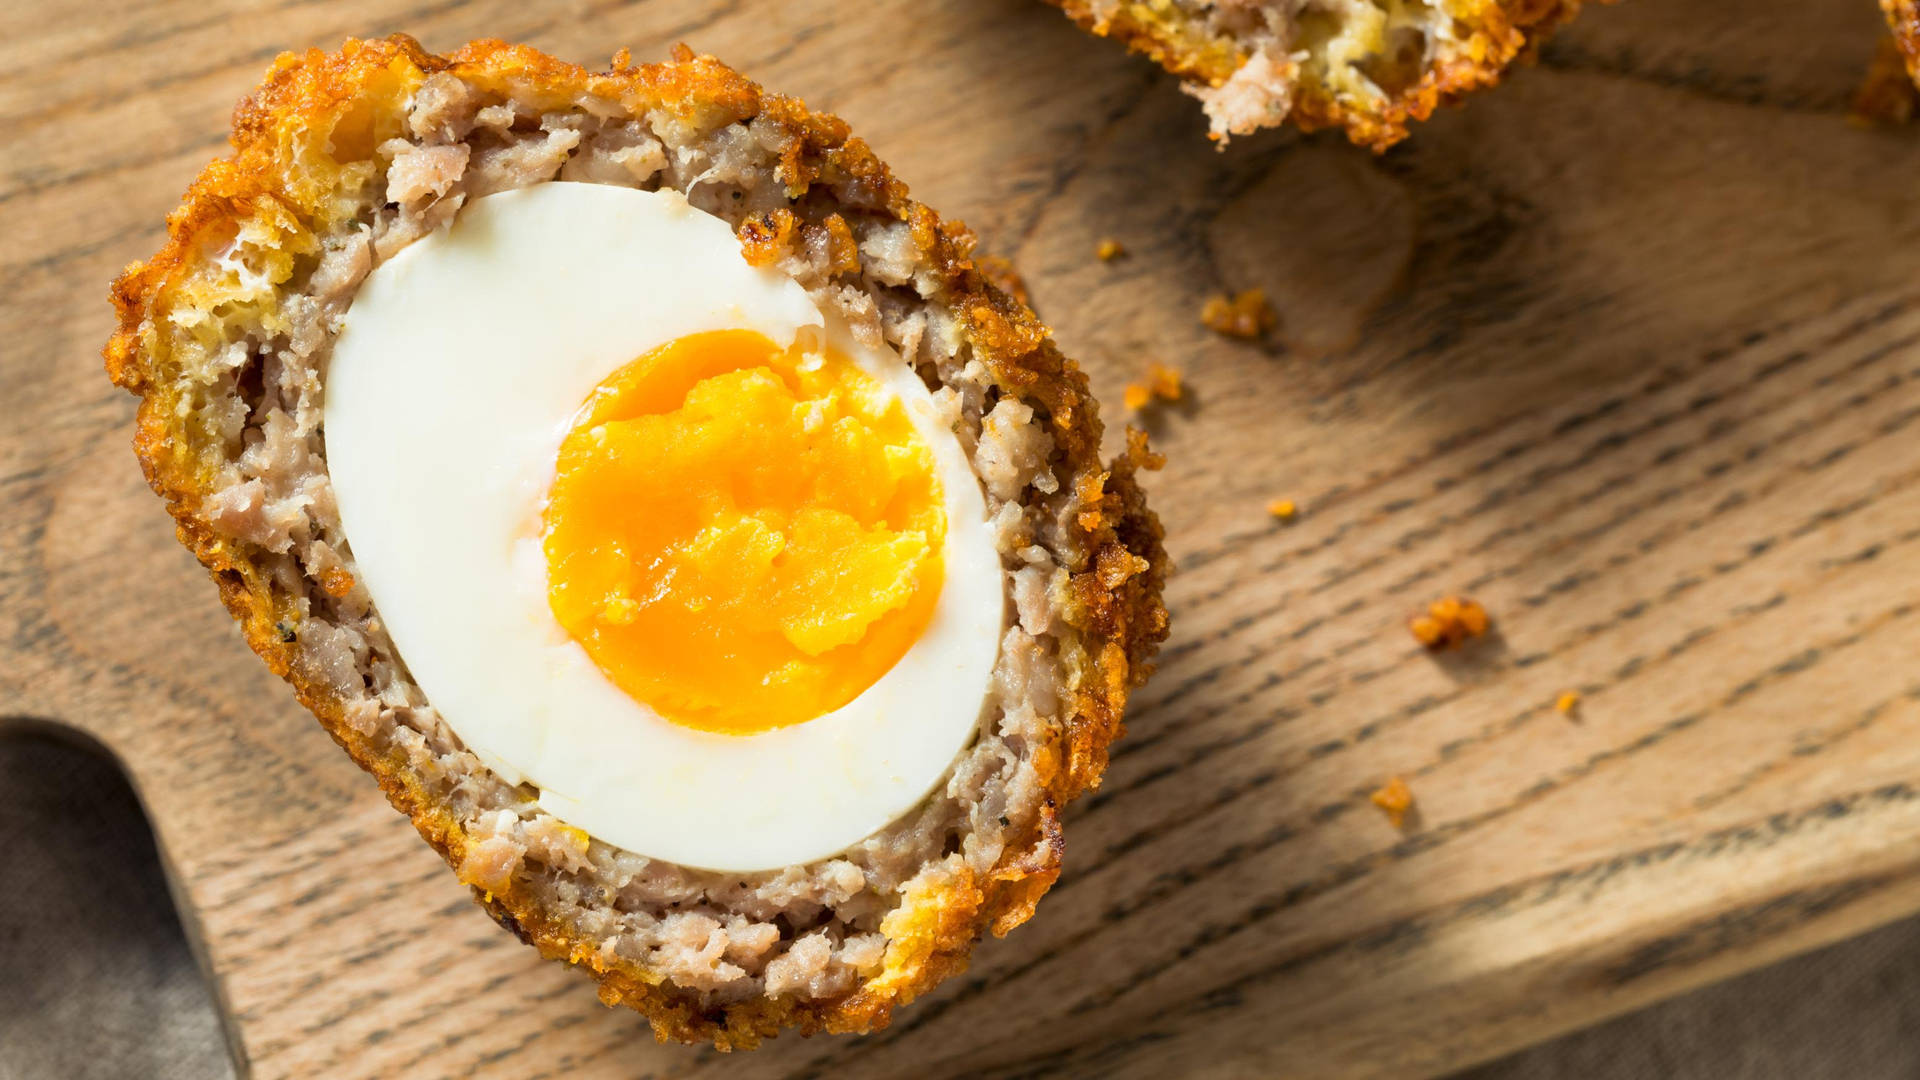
left=1147, top=362, right=1182, bottom=400
left=1555, top=690, right=1581, bottom=716
left=1201, top=289, right=1276, bottom=340
left=1267, top=498, right=1297, bottom=520
left=1409, top=595, right=1489, bottom=651
left=1850, top=36, right=1918, bottom=127
left=1124, top=362, right=1185, bottom=412
left=1096, top=238, right=1126, bottom=261
left=1370, top=776, right=1414, bottom=828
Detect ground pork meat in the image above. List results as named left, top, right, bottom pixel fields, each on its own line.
left=559, top=122, right=668, bottom=186
left=976, top=398, right=1054, bottom=500
left=200, top=479, right=286, bottom=551
left=466, top=123, right=582, bottom=197
left=458, top=815, right=526, bottom=895
left=382, top=141, right=469, bottom=205
left=1189, top=46, right=1298, bottom=140
left=106, top=38, right=1166, bottom=1049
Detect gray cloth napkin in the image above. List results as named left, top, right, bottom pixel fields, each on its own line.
left=0, top=732, right=233, bottom=1080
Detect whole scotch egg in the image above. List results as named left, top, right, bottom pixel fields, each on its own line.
left=106, top=37, right=1167, bottom=1047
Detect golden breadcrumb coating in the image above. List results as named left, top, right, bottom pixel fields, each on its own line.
left=1852, top=35, right=1918, bottom=126
left=1370, top=775, right=1414, bottom=827
left=976, top=253, right=1035, bottom=309
left=1879, top=2, right=1920, bottom=101
left=105, top=36, right=1168, bottom=1048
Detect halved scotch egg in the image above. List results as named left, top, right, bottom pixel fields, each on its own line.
left=105, top=37, right=1168, bottom=1047
left=1044, top=0, right=1591, bottom=149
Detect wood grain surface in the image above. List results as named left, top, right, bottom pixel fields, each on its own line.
left=6, top=0, right=1920, bottom=1076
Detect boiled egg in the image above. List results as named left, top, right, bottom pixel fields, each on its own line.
left=323, top=182, right=1003, bottom=872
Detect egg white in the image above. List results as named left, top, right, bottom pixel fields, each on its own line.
left=323, top=183, right=1003, bottom=872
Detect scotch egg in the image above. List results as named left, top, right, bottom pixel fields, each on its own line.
left=106, top=37, right=1167, bottom=1046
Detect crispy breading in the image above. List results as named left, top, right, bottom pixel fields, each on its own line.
left=976, top=253, right=1034, bottom=308
left=106, top=36, right=1167, bottom=1048
left=1882, top=1, right=1920, bottom=88
left=1852, top=35, right=1919, bottom=125
left=1045, top=0, right=1593, bottom=149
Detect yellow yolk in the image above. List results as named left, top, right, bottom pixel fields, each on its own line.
left=542, top=329, right=946, bottom=735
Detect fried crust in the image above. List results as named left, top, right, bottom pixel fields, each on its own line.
left=1852, top=33, right=1918, bottom=126
left=106, top=36, right=1168, bottom=1048
left=1884, top=0, right=1920, bottom=86
left=1046, top=0, right=1588, bottom=150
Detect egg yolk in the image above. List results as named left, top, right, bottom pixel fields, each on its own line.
left=543, top=329, right=946, bottom=736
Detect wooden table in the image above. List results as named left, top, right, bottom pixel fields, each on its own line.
left=6, top=0, right=1920, bottom=1076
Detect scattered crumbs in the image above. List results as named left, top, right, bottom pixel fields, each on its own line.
left=1267, top=498, right=1297, bottom=521
left=1200, top=288, right=1276, bottom=340
left=1371, top=776, right=1414, bottom=828
left=1124, top=362, right=1185, bottom=413
left=1096, top=238, right=1126, bottom=261
left=1409, top=594, right=1490, bottom=651
left=1850, top=36, right=1918, bottom=128
left=1555, top=690, right=1581, bottom=716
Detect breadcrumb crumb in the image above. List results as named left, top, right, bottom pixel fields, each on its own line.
left=1371, top=776, right=1414, bottom=828
left=1409, top=595, right=1490, bottom=651
left=1201, top=289, right=1276, bottom=340
left=1096, top=238, right=1126, bottom=261
left=1555, top=690, right=1581, bottom=716
left=1124, top=362, right=1185, bottom=412
left=1267, top=499, right=1296, bottom=520
left=1851, top=36, right=1918, bottom=127
left=1146, top=362, right=1182, bottom=401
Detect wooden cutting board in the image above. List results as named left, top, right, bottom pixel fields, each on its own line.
left=7, top=0, right=1920, bottom=1076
